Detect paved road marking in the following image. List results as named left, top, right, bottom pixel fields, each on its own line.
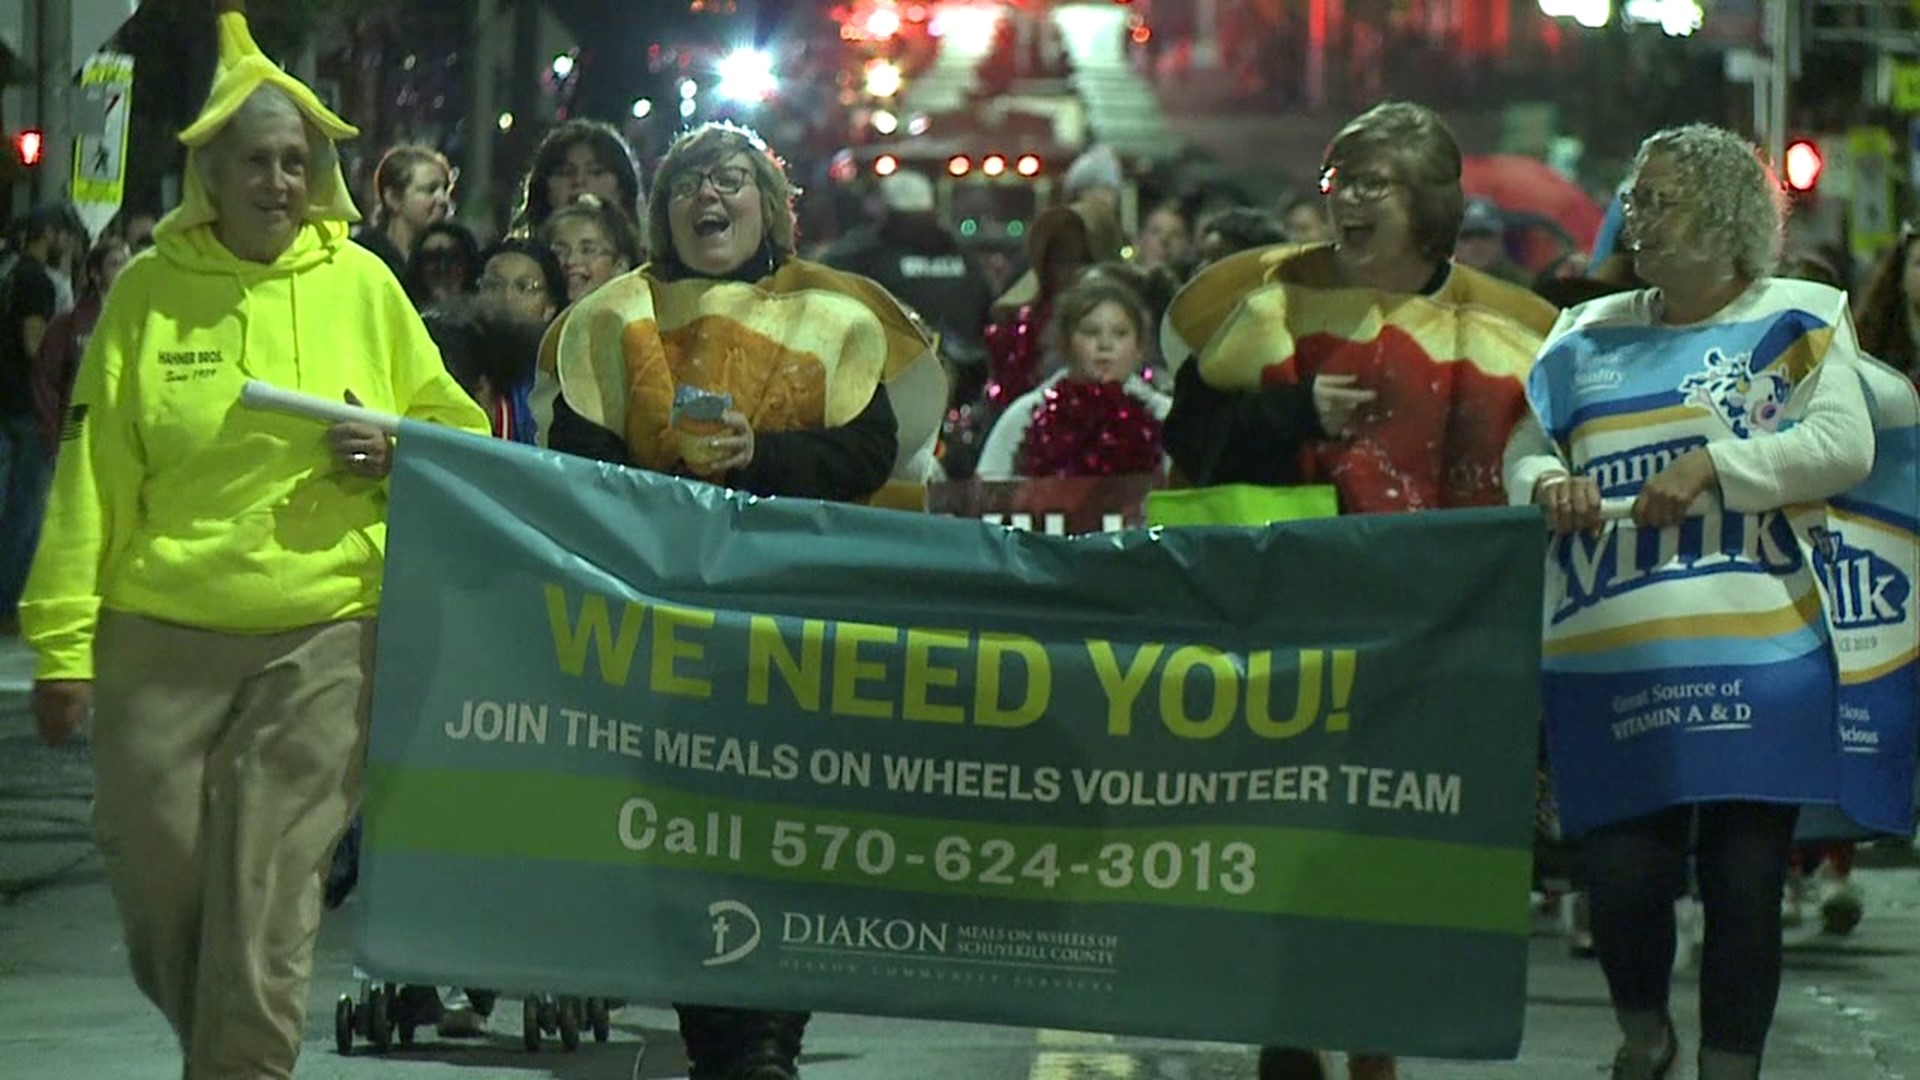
left=1031, top=1029, right=1138, bottom=1079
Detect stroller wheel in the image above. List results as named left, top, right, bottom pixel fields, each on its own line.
left=333, top=995, right=355, bottom=1055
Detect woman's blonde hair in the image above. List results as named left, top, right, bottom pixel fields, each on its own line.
left=646, top=122, right=798, bottom=266
left=371, top=143, right=451, bottom=227
left=1631, top=124, right=1786, bottom=281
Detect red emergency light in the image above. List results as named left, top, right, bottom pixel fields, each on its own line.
left=15, top=129, right=43, bottom=167
left=1783, top=139, right=1823, bottom=193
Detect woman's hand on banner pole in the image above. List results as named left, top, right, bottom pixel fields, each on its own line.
left=1534, top=471, right=1605, bottom=534
left=1633, top=448, right=1718, bottom=528
left=327, top=390, right=394, bottom=479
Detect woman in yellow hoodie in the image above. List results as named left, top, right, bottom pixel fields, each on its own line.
left=19, top=4, right=486, bottom=1077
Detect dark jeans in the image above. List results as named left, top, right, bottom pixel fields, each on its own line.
left=0, top=412, right=51, bottom=615
left=1583, top=801, right=1799, bottom=1056
left=676, top=1004, right=807, bottom=1079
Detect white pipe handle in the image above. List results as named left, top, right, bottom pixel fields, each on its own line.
left=239, top=380, right=400, bottom=436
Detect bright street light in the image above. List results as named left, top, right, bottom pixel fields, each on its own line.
left=867, top=8, right=902, bottom=38
left=551, top=53, right=576, bottom=79
left=930, top=5, right=999, bottom=50
left=1622, top=0, right=1702, bottom=35
left=864, top=60, right=903, bottom=98
left=680, top=98, right=698, bottom=119
left=872, top=109, right=899, bottom=135
left=680, top=79, right=700, bottom=100
left=632, top=98, right=654, bottom=119
left=496, top=111, right=514, bottom=132
left=716, top=48, right=778, bottom=103
left=1537, top=0, right=1611, bottom=27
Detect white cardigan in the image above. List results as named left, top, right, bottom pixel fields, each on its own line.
left=1503, top=282, right=1875, bottom=513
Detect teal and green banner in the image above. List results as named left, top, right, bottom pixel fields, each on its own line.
left=360, top=421, right=1546, bottom=1058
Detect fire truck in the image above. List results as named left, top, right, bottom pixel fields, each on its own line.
left=827, top=108, right=1141, bottom=252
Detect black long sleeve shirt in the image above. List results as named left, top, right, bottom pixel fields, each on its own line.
left=547, top=385, right=899, bottom=503
left=1161, top=363, right=1324, bottom=486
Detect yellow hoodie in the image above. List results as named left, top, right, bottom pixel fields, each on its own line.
left=19, top=7, right=486, bottom=681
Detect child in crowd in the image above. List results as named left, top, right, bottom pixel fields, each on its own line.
left=424, top=301, right=545, bottom=443
left=974, top=275, right=1170, bottom=480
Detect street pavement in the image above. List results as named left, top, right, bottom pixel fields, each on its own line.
left=4, top=635, right=1920, bottom=1079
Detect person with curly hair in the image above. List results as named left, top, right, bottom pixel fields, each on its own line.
left=1507, top=125, right=1887, bottom=1080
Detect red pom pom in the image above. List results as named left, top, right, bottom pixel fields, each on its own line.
left=1013, top=380, right=1164, bottom=478
left=985, top=306, right=1043, bottom=408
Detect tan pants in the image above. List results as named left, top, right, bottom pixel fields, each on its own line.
left=91, top=612, right=373, bottom=1080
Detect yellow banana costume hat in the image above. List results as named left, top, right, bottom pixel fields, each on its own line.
left=155, top=0, right=362, bottom=241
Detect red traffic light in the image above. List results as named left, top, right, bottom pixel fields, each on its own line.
left=1783, top=139, right=1822, bottom=193
left=14, top=129, right=43, bottom=167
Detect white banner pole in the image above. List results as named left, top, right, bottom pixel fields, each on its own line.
left=239, top=380, right=401, bottom=436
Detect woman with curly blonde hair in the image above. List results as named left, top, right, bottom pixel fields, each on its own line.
left=1506, top=124, right=1890, bottom=1080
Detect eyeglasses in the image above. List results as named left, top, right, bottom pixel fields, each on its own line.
left=668, top=165, right=755, bottom=201
left=478, top=276, right=548, bottom=297
left=1318, top=166, right=1401, bottom=203
left=551, top=240, right=615, bottom=263
left=1622, top=186, right=1685, bottom=218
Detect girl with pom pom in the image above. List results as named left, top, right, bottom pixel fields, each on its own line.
left=974, top=276, right=1170, bottom=479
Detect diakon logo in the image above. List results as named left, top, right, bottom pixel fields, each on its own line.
left=703, top=900, right=762, bottom=967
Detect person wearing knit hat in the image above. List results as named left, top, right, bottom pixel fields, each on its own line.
left=19, top=3, right=487, bottom=1076
left=1063, top=144, right=1125, bottom=215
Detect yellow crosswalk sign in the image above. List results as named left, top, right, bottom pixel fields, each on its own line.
left=72, top=52, right=134, bottom=239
